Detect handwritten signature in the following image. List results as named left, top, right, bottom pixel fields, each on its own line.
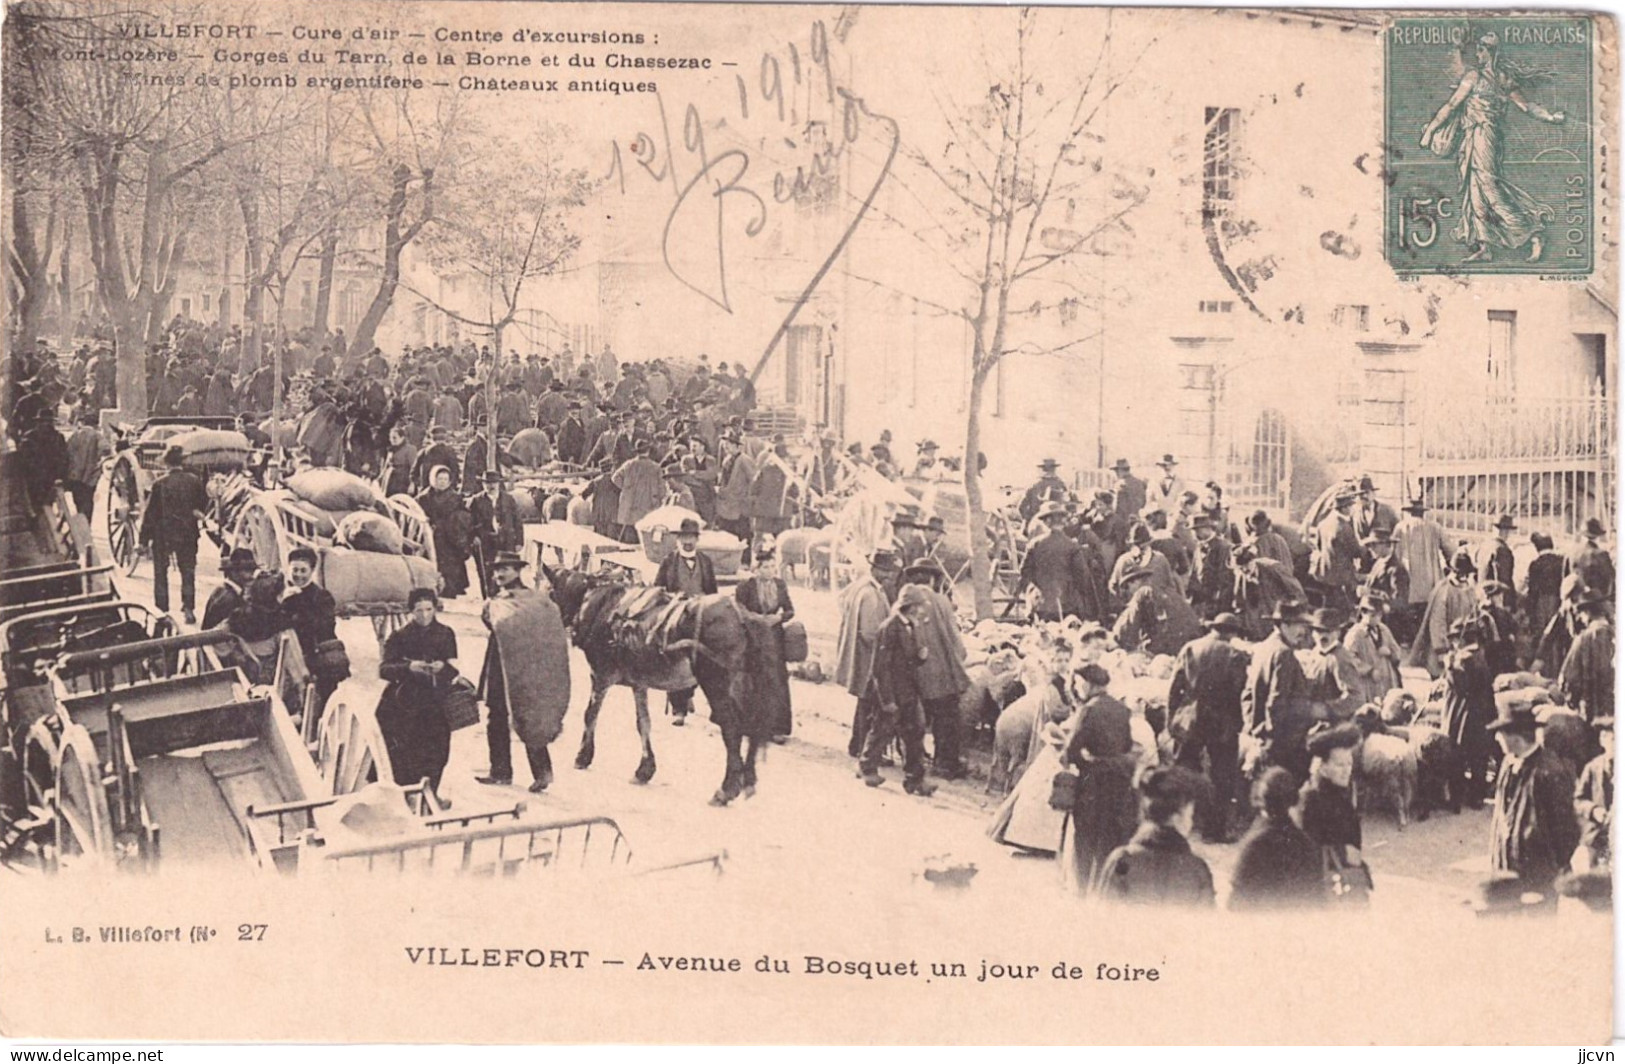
left=605, top=19, right=898, bottom=377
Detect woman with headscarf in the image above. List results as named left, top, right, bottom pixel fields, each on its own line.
left=735, top=536, right=796, bottom=741
left=376, top=588, right=459, bottom=802
left=416, top=465, right=470, bottom=599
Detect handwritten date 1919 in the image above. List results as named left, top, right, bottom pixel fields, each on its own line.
left=605, top=18, right=897, bottom=375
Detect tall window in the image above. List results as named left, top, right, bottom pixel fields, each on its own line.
left=1333, top=304, right=1369, bottom=331
left=1203, top=107, right=1239, bottom=214
left=1487, top=310, right=1516, bottom=400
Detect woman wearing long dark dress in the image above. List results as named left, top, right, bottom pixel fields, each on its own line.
left=376, top=588, right=459, bottom=801
left=416, top=465, right=470, bottom=598
left=735, top=540, right=795, bottom=740
left=1058, top=663, right=1138, bottom=896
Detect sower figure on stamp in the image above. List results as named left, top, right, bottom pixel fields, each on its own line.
left=1419, top=32, right=1566, bottom=264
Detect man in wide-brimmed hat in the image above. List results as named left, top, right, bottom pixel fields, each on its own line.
left=1488, top=699, right=1581, bottom=903
left=838, top=548, right=903, bottom=757
left=1392, top=494, right=1450, bottom=626
left=1148, top=453, right=1185, bottom=517
left=1188, top=511, right=1234, bottom=620
left=1241, top=509, right=1294, bottom=570
left=1474, top=514, right=1519, bottom=600
left=1357, top=525, right=1410, bottom=627
left=202, top=547, right=261, bottom=631
left=1557, top=586, right=1614, bottom=725
left=469, top=470, right=524, bottom=597
left=655, top=517, right=718, bottom=727
left=1168, top=611, right=1251, bottom=841
left=1309, top=483, right=1363, bottom=609
left=1108, top=521, right=1177, bottom=604
left=1352, top=474, right=1400, bottom=544
left=1566, top=515, right=1615, bottom=600
left=857, top=582, right=940, bottom=796
left=1408, top=547, right=1482, bottom=677
left=887, top=507, right=926, bottom=568
left=1020, top=500, right=1107, bottom=624
left=1342, top=592, right=1403, bottom=706
left=1111, top=457, right=1146, bottom=522
left=1301, top=607, right=1362, bottom=722
left=140, top=442, right=210, bottom=625
left=1242, top=599, right=1315, bottom=779
left=1020, top=457, right=1069, bottom=523
left=475, top=550, right=566, bottom=792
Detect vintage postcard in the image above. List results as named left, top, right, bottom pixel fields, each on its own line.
left=0, top=0, right=1616, bottom=1046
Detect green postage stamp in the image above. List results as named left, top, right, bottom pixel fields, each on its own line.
left=1386, top=15, right=1593, bottom=275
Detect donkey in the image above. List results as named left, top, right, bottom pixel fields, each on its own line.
left=541, top=564, right=772, bottom=805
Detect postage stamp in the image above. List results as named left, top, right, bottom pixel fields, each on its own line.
left=1386, top=15, right=1594, bottom=275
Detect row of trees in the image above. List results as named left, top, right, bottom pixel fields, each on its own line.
left=2, top=1, right=586, bottom=423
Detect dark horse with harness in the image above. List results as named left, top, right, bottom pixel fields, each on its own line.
left=540, top=563, right=774, bottom=805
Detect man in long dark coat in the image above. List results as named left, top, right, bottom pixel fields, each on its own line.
left=1565, top=517, right=1615, bottom=599
left=1242, top=600, right=1315, bottom=780
left=857, top=583, right=937, bottom=796
left=1168, top=613, right=1251, bottom=841
left=467, top=471, right=524, bottom=598
left=1488, top=703, right=1581, bottom=902
left=1019, top=501, right=1106, bottom=622
left=139, top=445, right=210, bottom=624
left=1558, top=590, right=1614, bottom=724
left=1442, top=617, right=1497, bottom=807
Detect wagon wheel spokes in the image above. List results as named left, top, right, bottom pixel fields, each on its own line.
left=106, top=459, right=143, bottom=577
left=52, top=726, right=113, bottom=870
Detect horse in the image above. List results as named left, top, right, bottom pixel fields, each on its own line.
left=540, top=563, right=772, bottom=805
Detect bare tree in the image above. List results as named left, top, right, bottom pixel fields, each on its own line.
left=342, top=86, right=467, bottom=360
left=892, top=8, right=1151, bottom=618
left=4, top=2, right=247, bottom=418
left=405, top=126, right=593, bottom=468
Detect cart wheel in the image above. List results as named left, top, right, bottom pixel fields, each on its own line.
left=231, top=499, right=291, bottom=576
left=106, top=457, right=144, bottom=577
left=50, top=725, right=113, bottom=870
left=316, top=700, right=392, bottom=797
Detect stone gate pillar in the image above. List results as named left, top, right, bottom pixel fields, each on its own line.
left=1172, top=337, right=1231, bottom=486
left=1358, top=340, right=1423, bottom=503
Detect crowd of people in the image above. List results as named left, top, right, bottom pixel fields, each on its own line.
left=841, top=452, right=1616, bottom=911
left=4, top=322, right=1616, bottom=911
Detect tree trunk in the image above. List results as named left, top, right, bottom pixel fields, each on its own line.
left=56, top=212, right=72, bottom=351
left=237, top=189, right=266, bottom=375
left=312, top=220, right=337, bottom=341
left=488, top=321, right=503, bottom=469
left=348, top=163, right=415, bottom=358
left=964, top=362, right=996, bottom=620
left=113, top=306, right=148, bottom=419
left=8, top=192, right=47, bottom=349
